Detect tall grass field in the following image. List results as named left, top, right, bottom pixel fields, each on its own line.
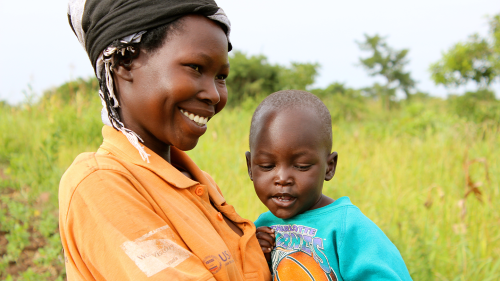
left=0, top=79, right=499, bottom=280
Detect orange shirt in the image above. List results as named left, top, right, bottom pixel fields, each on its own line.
left=59, top=126, right=271, bottom=281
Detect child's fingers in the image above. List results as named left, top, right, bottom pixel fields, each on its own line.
left=256, top=226, right=275, bottom=234
left=256, top=226, right=275, bottom=238
left=258, top=237, right=273, bottom=249
left=260, top=246, right=272, bottom=253
left=256, top=231, right=275, bottom=246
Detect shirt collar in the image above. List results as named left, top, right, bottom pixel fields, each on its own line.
left=99, top=125, right=210, bottom=189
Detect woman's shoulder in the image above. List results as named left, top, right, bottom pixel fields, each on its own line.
left=60, top=152, right=135, bottom=204
left=62, top=151, right=131, bottom=184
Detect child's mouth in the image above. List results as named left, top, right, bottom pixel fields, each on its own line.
left=271, top=194, right=297, bottom=207
left=180, top=109, right=209, bottom=127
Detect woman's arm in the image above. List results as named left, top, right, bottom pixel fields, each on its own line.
left=60, top=169, right=215, bottom=281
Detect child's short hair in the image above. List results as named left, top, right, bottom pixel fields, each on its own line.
left=249, top=90, right=332, bottom=151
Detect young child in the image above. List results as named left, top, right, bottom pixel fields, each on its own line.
left=246, top=90, right=412, bottom=281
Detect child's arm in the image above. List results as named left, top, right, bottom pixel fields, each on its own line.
left=256, top=226, right=275, bottom=263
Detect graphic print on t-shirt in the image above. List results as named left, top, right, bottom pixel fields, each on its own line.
left=270, top=224, right=338, bottom=281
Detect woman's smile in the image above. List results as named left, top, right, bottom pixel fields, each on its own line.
left=179, top=108, right=212, bottom=127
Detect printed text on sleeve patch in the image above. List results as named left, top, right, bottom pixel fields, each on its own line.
left=121, top=225, right=191, bottom=277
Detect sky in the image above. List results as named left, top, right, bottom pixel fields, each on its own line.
left=1, top=0, right=499, bottom=104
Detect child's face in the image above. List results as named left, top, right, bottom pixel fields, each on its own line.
left=116, top=15, right=229, bottom=153
left=246, top=108, right=337, bottom=219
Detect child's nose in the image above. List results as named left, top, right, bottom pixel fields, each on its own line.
left=274, top=167, right=293, bottom=186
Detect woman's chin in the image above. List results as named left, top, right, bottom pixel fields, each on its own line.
left=173, top=138, right=200, bottom=151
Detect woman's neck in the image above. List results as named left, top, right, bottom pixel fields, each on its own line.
left=146, top=141, right=171, bottom=163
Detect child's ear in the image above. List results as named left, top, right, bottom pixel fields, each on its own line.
left=325, top=152, right=338, bottom=181
left=245, top=151, right=253, bottom=181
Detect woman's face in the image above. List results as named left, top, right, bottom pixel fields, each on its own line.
left=116, top=15, right=229, bottom=156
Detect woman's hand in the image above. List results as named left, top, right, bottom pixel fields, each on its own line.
left=256, top=226, right=275, bottom=263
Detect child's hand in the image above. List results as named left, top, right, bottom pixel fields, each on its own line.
left=256, top=226, right=275, bottom=263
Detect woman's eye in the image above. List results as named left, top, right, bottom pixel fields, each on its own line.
left=216, top=74, right=227, bottom=81
left=188, top=64, right=200, bottom=72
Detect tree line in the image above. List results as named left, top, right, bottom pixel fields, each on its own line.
left=18, top=12, right=499, bottom=124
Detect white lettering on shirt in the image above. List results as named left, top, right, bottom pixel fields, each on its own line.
left=121, top=225, right=191, bottom=277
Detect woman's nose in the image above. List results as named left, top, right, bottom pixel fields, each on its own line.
left=198, top=79, right=220, bottom=105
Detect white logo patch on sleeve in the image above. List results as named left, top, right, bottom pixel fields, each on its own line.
left=121, top=225, right=191, bottom=277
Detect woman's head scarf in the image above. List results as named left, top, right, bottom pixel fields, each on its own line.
left=67, top=0, right=231, bottom=162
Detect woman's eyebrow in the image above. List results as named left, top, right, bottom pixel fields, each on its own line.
left=193, top=52, right=230, bottom=68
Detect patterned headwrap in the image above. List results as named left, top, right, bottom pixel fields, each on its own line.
left=67, top=0, right=231, bottom=162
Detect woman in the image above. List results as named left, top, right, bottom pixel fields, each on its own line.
left=60, top=1, right=271, bottom=280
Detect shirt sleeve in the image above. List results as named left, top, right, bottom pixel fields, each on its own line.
left=337, top=207, right=412, bottom=281
left=61, top=169, right=216, bottom=281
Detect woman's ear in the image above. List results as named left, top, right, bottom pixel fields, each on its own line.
left=245, top=151, right=253, bottom=181
left=113, top=64, right=134, bottom=82
left=325, top=151, right=338, bottom=181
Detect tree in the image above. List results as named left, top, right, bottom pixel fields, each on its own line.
left=277, top=62, right=319, bottom=91
left=357, top=34, right=416, bottom=109
left=226, top=51, right=320, bottom=106
left=311, top=82, right=366, bottom=121
left=429, top=14, right=500, bottom=90
left=226, top=51, right=281, bottom=105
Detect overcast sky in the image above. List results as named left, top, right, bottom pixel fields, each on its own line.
left=1, top=0, right=499, bottom=104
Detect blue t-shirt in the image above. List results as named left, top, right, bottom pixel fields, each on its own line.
left=254, top=197, right=412, bottom=281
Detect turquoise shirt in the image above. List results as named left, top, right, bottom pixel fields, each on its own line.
left=254, top=197, right=412, bottom=281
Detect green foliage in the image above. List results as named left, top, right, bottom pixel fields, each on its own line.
left=0, top=76, right=102, bottom=280
left=43, top=78, right=99, bottom=103
left=5, top=224, right=30, bottom=261
left=448, top=89, right=500, bottom=123
left=312, top=82, right=367, bottom=121
left=357, top=34, right=416, bottom=104
left=0, top=101, right=9, bottom=109
left=430, top=14, right=500, bottom=88
left=277, top=62, right=319, bottom=90
left=34, top=234, right=63, bottom=267
left=492, top=15, right=500, bottom=55
left=19, top=268, right=51, bottom=281
left=226, top=51, right=319, bottom=106
left=226, top=51, right=281, bottom=105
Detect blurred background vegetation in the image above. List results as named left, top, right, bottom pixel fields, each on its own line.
left=0, top=13, right=499, bottom=281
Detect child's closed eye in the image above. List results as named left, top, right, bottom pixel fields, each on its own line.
left=295, top=164, right=312, bottom=171
left=258, top=164, right=275, bottom=171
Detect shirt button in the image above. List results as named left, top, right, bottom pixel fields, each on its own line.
left=217, top=212, right=224, bottom=221
left=195, top=186, right=204, bottom=196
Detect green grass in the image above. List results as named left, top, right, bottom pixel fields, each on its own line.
left=0, top=80, right=499, bottom=280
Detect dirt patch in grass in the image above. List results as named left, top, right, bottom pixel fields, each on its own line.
left=0, top=186, right=64, bottom=280
left=0, top=229, right=64, bottom=280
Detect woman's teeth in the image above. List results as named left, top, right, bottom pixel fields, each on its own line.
left=180, top=109, right=208, bottom=126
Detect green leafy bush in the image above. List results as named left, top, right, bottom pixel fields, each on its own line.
left=448, top=89, right=500, bottom=123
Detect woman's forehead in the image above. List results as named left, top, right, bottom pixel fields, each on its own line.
left=165, top=15, right=229, bottom=53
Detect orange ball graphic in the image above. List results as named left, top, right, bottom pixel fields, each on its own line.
left=273, top=251, right=336, bottom=281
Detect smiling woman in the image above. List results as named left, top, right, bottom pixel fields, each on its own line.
left=114, top=15, right=230, bottom=157
left=59, top=1, right=271, bottom=280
